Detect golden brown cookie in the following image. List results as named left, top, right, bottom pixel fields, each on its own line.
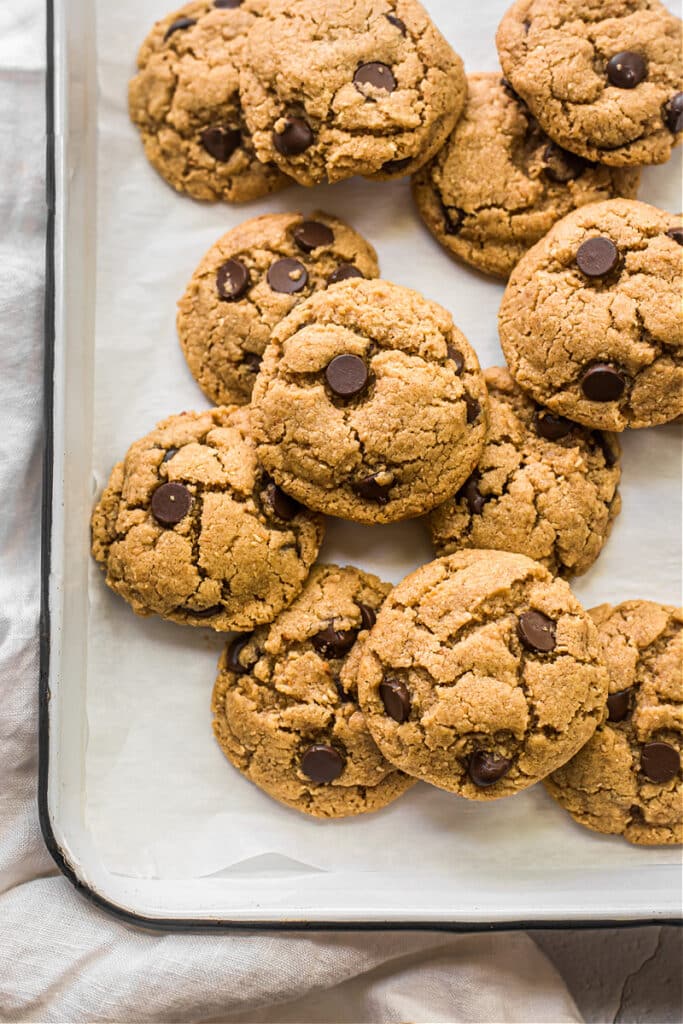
left=211, top=564, right=415, bottom=817
left=177, top=211, right=379, bottom=406
left=428, top=367, right=622, bottom=578
left=91, top=407, right=324, bottom=631
left=546, top=601, right=682, bottom=845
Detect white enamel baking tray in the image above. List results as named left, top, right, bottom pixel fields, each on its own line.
left=41, top=0, right=683, bottom=929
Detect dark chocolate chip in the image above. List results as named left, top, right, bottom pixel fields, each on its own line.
left=640, top=742, right=680, bottom=783
left=186, top=604, right=223, bottom=620
left=162, top=447, right=179, bottom=463
left=267, top=257, right=308, bottom=294
left=465, top=395, right=481, bottom=424
left=325, top=354, right=369, bottom=398
left=150, top=482, right=192, bottom=527
left=517, top=610, right=557, bottom=653
left=607, top=689, right=632, bottom=723
left=386, top=13, right=407, bottom=34
left=216, top=259, right=250, bottom=301
left=542, top=143, right=588, bottom=183
left=379, top=679, right=411, bottom=723
left=576, top=236, right=619, bottom=278
left=534, top=410, right=574, bottom=441
left=164, top=16, right=196, bottom=40
left=200, top=125, right=241, bottom=162
left=663, top=92, right=683, bottom=133
left=327, top=263, right=363, bottom=285
left=606, top=51, right=647, bottom=89
left=447, top=346, right=464, bottom=374
left=629, top=803, right=645, bottom=822
left=311, top=625, right=358, bottom=658
left=581, top=363, right=626, bottom=402
left=293, top=220, right=334, bottom=253
left=468, top=750, right=512, bottom=787
left=335, top=678, right=355, bottom=704
left=666, top=226, right=683, bottom=245
left=459, top=473, right=485, bottom=515
left=359, top=604, right=376, bottom=630
left=353, top=474, right=392, bottom=504
left=264, top=481, right=301, bottom=521
left=226, top=633, right=253, bottom=674
left=214, top=0, right=242, bottom=6
left=354, top=62, right=397, bottom=93
left=301, top=744, right=345, bottom=783
left=273, top=116, right=314, bottom=156
left=381, top=156, right=412, bottom=175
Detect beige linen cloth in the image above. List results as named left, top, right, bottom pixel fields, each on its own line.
left=0, top=2, right=584, bottom=1020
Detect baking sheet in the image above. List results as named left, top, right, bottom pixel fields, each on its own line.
left=85, top=0, right=682, bottom=882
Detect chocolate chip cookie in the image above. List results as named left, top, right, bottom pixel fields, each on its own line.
left=250, top=278, right=488, bottom=524
left=129, top=0, right=289, bottom=202
left=177, top=212, right=379, bottom=406
left=239, top=0, right=466, bottom=186
left=412, top=73, right=641, bottom=279
left=211, top=563, right=415, bottom=817
left=428, top=367, right=622, bottom=578
left=498, top=199, right=683, bottom=431
left=91, top=407, right=324, bottom=631
left=496, top=0, right=683, bottom=167
left=546, top=601, right=682, bottom=845
left=356, top=550, right=608, bottom=799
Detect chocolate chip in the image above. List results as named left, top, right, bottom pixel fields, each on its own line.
left=468, top=750, right=512, bottom=787
left=581, top=363, right=626, bottom=402
left=273, top=116, right=314, bottom=156
left=162, top=447, right=179, bottom=463
left=386, top=13, right=407, bottom=34
left=381, top=156, right=412, bottom=175
left=359, top=604, right=376, bottom=630
left=354, top=62, right=396, bottom=93
left=164, top=16, right=196, bottom=40
left=150, top=482, right=192, bottom=527
left=606, top=51, right=647, bottom=89
left=226, top=633, right=253, bottom=674
left=293, top=220, right=334, bottom=253
left=216, top=259, right=250, bottom=301
left=663, top=92, right=683, bottom=133
left=542, top=143, right=588, bottom=183
left=325, top=354, right=369, bottom=398
left=442, top=202, right=464, bottom=235
left=465, top=395, right=481, bottom=424
left=666, top=226, right=683, bottom=245
left=264, top=481, right=300, bottom=521
left=200, top=125, right=241, bottom=162
left=187, top=605, right=223, bottom=620
left=576, top=237, right=619, bottom=278
left=267, top=257, right=308, bottom=294
left=353, top=474, right=392, bottom=504
left=640, top=742, right=680, bottom=783
left=447, top=346, right=464, bottom=374
left=311, top=625, right=358, bottom=658
left=534, top=410, right=574, bottom=440
left=607, top=689, right=632, bottom=723
left=214, top=0, right=242, bottom=6
left=301, top=744, right=345, bottom=783
left=328, top=264, right=363, bottom=285
left=517, top=611, right=557, bottom=653
left=459, top=473, right=485, bottom=515
left=335, top=678, right=355, bottom=704
left=379, top=679, right=411, bottom=723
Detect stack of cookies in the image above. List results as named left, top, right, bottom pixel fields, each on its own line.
left=92, top=0, right=682, bottom=847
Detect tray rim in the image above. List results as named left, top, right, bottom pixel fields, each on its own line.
left=38, top=0, right=683, bottom=933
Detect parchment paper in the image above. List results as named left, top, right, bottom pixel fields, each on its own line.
left=86, top=0, right=682, bottom=879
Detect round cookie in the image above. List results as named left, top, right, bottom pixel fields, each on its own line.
left=356, top=550, right=609, bottom=800
left=177, top=211, right=379, bottom=406
left=496, top=0, right=683, bottom=167
left=546, top=601, right=682, bottom=845
left=428, top=367, right=622, bottom=578
left=250, top=278, right=489, bottom=524
left=412, top=73, right=641, bottom=279
left=128, top=0, right=289, bottom=203
left=91, top=407, right=324, bottom=631
left=498, top=199, right=683, bottom=431
left=211, top=563, right=415, bottom=817
left=239, top=0, right=466, bottom=186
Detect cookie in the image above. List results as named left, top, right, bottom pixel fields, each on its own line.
left=177, top=211, right=380, bottom=406
left=356, top=550, right=608, bottom=799
left=250, top=278, right=488, bottom=524
left=496, top=0, right=683, bottom=167
left=128, top=0, right=289, bottom=203
left=412, top=73, right=641, bottom=279
left=91, top=407, right=324, bottom=631
left=428, top=367, right=622, bottom=578
left=498, top=199, right=683, bottom=431
left=239, top=0, right=466, bottom=186
left=546, top=601, right=682, bottom=845
left=211, top=564, right=415, bottom=817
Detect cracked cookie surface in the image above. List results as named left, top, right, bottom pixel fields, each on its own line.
left=91, top=407, right=324, bottom=631
left=412, top=73, right=641, bottom=279
left=496, top=0, right=683, bottom=166
left=546, top=601, right=682, bottom=845
left=428, top=367, right=622, bottom=578
left=250, top=278, right=488, bottom=524
left=239, top=0, right=466, bottom=186
left=177, top=211, right=380, bottom=406
left=211, top=563, right=415, bottom=817
left=356, top=550, right=608, bottom=799
left=128, top=0, right=289, bottom=202
left=498, top=199, right=683, bottom=431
